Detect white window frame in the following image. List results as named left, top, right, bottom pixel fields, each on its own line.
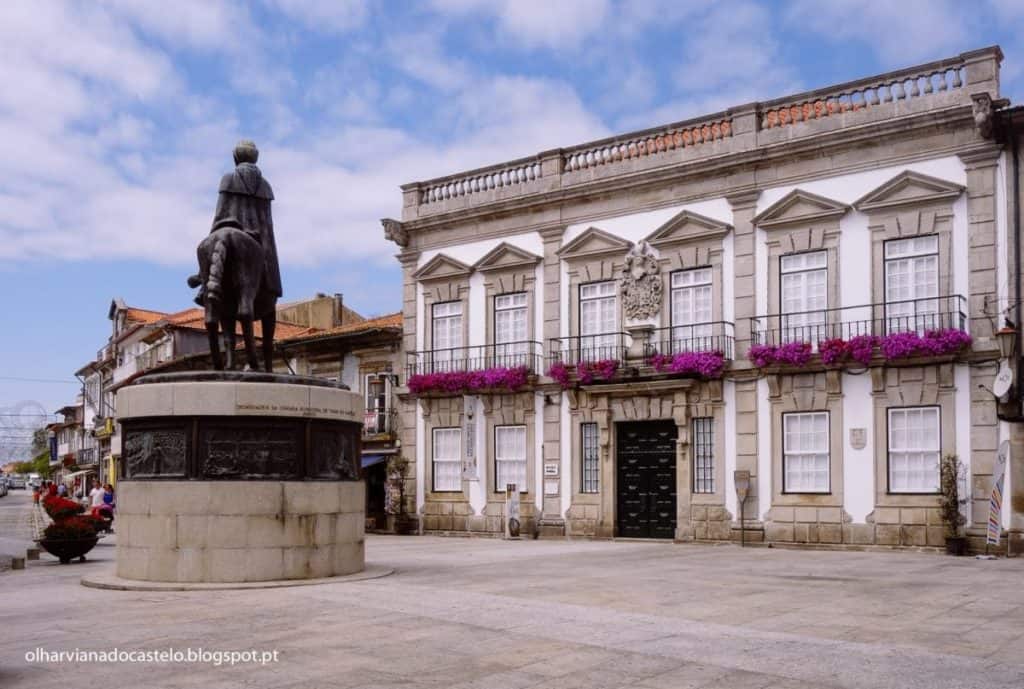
left=887, top=406, right=941, bottom=494
left=884, top=235, right=940, bottom=333
left=431, top=301, right=464, bottom=370
left=671, top=268, right=713, bottom=353
left=579, top=281, right=617, bottom=358
left=432, top=427, right=462, bottom=492
left=493, top=292, right=529, bottom=365
left=782, top=411, right=830, bottom=494
left=494, top=425, right=528, bottom=493
left=780, top=251, right=827, bottom=344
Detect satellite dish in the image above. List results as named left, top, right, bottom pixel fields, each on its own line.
left=993, top=360, right=1013, bottom=398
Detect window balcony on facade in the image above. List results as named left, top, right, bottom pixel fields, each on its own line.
left=780, top=251, right=828, bottom=344
left=493, top=292, right=531, bottom=367
left=752, top=235, right=965, bottom=356
left=408, top=295, right=543, bottom=379
left=550, top=280, right=628, bottom=366
left=884, top=236, right=940, bottom=333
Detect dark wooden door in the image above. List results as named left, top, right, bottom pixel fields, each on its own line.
left=616, top=421, right=677, bottom=539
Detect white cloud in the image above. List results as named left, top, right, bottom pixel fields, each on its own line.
left=785, top=0, right=972, bottom=64
left=431, top=0, right=611, bottom=50
left=262, top=0, right=368, bottom=34
left=103, top=0, right=254, bottom=52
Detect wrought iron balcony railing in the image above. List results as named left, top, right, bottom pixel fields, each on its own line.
left=406, top=340, right=544, bottom=377
left=548, top=332, right=630, bottom=366
left=363, top=407, right=397, bottom=438
left=642, top=322, right=735, bottom=362
left=750, top=295, right=967, bottom=347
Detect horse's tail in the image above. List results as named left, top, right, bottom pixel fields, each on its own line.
left=207, top=235, right=228, bottom=303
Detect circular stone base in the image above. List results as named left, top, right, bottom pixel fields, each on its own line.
left=82, top=565, right=393, bottom=591
left=116, top=481, right=366, bottom=582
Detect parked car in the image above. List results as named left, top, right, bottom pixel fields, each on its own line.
left=8, top=476, right=26, bottom=489
left=0, top=479, right=7, bottom=497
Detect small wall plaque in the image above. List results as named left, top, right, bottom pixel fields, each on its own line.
left=544, top=479, right=560, bottom=495
left=850, top=428, right=867, bottom=450
left=543, top=463, right=559, bottom=476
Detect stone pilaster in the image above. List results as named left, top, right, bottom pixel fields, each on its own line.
left=397, top=250, right=421, bottom=526
left=959, top=148, right=1003, bottom=529
left=727, top=190, right=763, bottom=537
left=539, top=226, right=566, bottom=534
left=726, top=190, right=761, bottom=362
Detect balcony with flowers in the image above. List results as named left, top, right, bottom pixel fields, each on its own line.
left=405, top=341, right=544, bottom=396
left=641, top=321, right=734, bottom=380
left=546, top=332, right=629, bottom=389
left=748, top=295, right=971, bottom=371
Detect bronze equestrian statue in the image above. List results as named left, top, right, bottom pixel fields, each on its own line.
left=189, top=141, right=282, bottom=372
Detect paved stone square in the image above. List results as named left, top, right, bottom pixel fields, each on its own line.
left=1, top=490, right=1022, bottom=689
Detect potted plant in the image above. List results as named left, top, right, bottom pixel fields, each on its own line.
left=386, top=454, right=415, bottom=535
left=939, top=454, right=968, bottom=556
left=38, top=495, right=100, bottom=564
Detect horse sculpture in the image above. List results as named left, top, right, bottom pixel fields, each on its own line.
left=188, top=217, right=277, bottom=372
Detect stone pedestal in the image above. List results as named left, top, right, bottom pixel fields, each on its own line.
left=114, top=373, right=365, bottom=583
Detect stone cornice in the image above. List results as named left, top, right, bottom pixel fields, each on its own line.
left=399, top=105, right=978, bottom=238
left=957, top=143, right=1004, bottom=167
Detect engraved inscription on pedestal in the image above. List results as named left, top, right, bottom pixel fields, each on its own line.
left=199, top=423, right=301, bottom=479
left=123, top=428, right=188, bottom=478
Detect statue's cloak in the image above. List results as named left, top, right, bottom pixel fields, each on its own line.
left=212, top=162, right=282, bottom=298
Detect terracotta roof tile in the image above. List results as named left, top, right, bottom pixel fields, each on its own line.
left=124, top=307, right=168, bottom=324
left=281, top=312, right=402, bottom=343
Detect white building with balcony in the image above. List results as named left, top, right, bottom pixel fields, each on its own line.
left=383, top=46, right=1024, bottom=552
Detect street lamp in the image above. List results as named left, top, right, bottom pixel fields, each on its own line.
left=996, top=322, right=1016, bottom=360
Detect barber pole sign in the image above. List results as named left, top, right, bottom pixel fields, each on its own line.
left=987, top=441, right=1009, bottom=546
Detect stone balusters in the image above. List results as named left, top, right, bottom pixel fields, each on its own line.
left=761, top=65, right=966, bottom=129
left=421, top=161, right=542, bottom=204
left=563, top=118, right=732, bottom=172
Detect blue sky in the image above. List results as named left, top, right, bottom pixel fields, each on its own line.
left=1, top=0, right=1023, bottom=456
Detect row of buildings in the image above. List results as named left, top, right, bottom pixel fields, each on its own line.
left=381, top=46, right=1024, bottom=552
left=51, top=45, right=1024, bottom=552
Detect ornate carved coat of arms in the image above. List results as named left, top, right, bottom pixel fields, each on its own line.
left=620, top=241, right=663, bottom=319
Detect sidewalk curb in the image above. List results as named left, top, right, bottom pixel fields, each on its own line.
left=81, top=565, right=395, bottom=591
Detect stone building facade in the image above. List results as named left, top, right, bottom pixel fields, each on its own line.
left=385, top=46, right=1024, bottom=551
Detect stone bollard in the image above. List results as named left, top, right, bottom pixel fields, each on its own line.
left=11, top=557, right=25, bottom=570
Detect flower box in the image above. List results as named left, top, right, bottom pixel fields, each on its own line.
left=408, top=366, right=531, bottom=395
left=749, top=330, right=971, bottom=369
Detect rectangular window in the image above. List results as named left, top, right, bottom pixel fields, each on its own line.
left=579, top=281, right=617, bottom=359
left=494, top=425, right=527, bottom=493
left=581, top=422, right=599, bottom=493
left=671, top=268, right=713, bottom=353
left=885, top=236, right=939, bottom=333
left=783, top=412, right=829, bottom=493
left=888, top=407, right=941, bottom=493
left=780, top=251, right=827, bottom=344
left=432, top=301, right=463, bottom=370
left=692, top=417, right=714, bottom=494
left=432, top=428, right=462, bottom=492
left=494, top=292, right=529, bottom=365
left=363, top=373, right=389, bottom=435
